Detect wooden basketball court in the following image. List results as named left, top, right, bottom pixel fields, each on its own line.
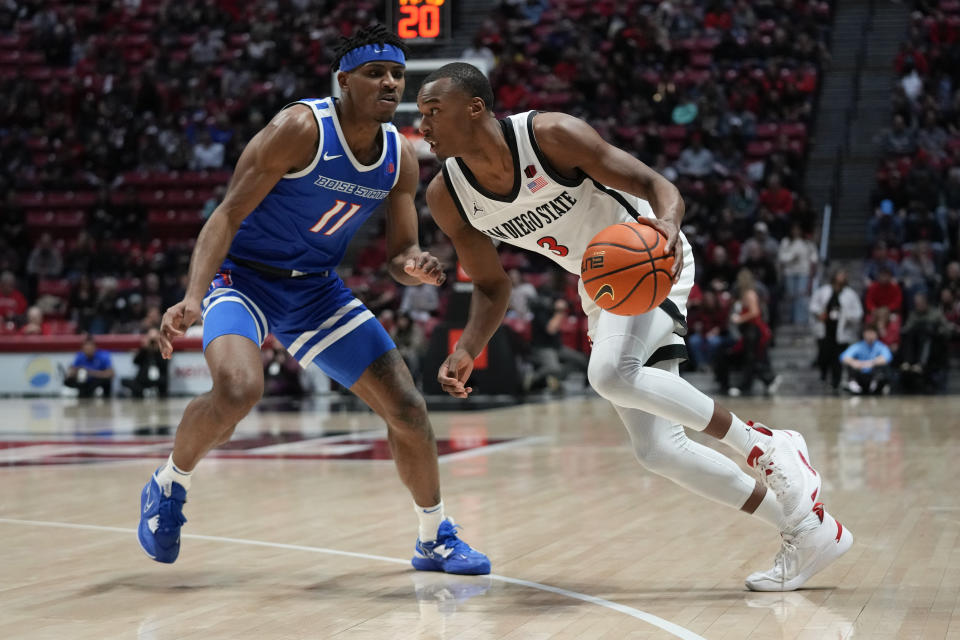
left=1, top=393, right=957, bottom=639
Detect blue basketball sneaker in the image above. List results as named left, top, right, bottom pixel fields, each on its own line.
left=137, top=468, right=188, bottom=563
left=412, top=519, right=491, bottom=575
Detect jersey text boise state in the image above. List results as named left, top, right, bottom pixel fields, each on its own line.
left=313, top=175, right=390, bottom=200
left=480, top=190, right=578, bottom=241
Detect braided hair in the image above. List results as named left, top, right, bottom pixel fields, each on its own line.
left=332, top=23, right=409, bottom=72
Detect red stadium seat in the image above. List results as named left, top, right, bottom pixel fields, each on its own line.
left=779, top=122, right=808, bottom=139
left=46, top=320, right=78, bottom=335
left=755, top=123, right=780, bottom=139
left=26, top=210, right=86, bottom=240
left=661, top=125, right=688, bottom=141
left=690, top=52, right=712, bottom=69
left=746, top=140, right=774, bottom=158
left=36, top=278, right=71, bottom=299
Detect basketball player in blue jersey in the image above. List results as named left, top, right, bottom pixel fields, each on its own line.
left=137, top=26, right=489, bottom=576
left=416, top=63, right=852, bottom=591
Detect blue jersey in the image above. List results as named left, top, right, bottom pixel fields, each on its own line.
left=227, top=97, right=402, bottom=273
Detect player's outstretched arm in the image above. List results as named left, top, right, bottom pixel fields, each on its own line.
left=386, top=136, right=445, bottom=286
left=158, top=105, right=318, bottom=358
left=426, top=171, right=511, bottom=398
left=533, top=113, right=686, bottom=283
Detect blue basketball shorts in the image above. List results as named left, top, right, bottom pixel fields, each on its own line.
left=200, top=264, right=395, bottom=388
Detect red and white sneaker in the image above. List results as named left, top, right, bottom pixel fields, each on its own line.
left=745, top=503, right=853, bottom=592
left=746, top=422, right=822, bottom=532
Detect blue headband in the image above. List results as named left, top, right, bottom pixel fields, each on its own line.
left=338, top=43, right=406, bottom=72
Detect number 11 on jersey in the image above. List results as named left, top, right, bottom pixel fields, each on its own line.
left=310, top=200, right=361, bottom=236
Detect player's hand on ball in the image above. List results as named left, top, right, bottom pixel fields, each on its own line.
left=438, top=348, right=474, bottom=398
left=159, top=298, right=202, bottom=359
left=634, top=217, right=683, bottom=283
left=404, top=251, right=446, bottom=286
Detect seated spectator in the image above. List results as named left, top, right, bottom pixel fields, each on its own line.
left=778, top=224, right=818, bottom=325
left=840, top=325, right=893, bottom=395
left=899, top=292, right=953, bottom=393
left=121, top=329, right=169, bottom=398
left=191, top=130, right=225, bottom=170
left=701, top=245, right=738, bottom=291
left=810, top=269, right=863, bottom=392
left=263, top=341, right=304, bottom=397
left=525, top=297, right=587, bottom=393
left=189, top=27, right=223, bottom=66
left=901, top=62, right=924, bottom=104
left=899, top=242, right=940, bottom=301
left=916, top=110, right=949, bottom=160
left=945, top=261, right=960, bottom=299
left=867, top=200, right=906, bottom=248
left=726, top=177, right=759, bottom=220
left=905, top=158, right=941, bottom=214
left=0, top=271, right=28, bottom=324
left=507, top=269, right=537, bottom=319
left=739, top=221, right=780, bottom=265
left=864, top=266, right=903, bottom=315
left=64, top=334, right=115, bottom=398
left=686, top=289, right=732, bottom=371
left=863, top=240, right=900, bottom=284
left=64, top=231, right=98, bottom=278
left=26, top=232, right=63, bottom=282
left=400, top=281, right=439, bottom=323
left=675, top=134, right=715, bottom=179
left=391, top=313, right=426, bottom=386
left=69, top=275, right=97, bottom=334
left=939, top=289, right=960, bottom=340
left=716, top=269, right=779, bottom=396
left=876, top=114, right=916, bottom=156
left=759, top=173, right=794, bottom=217
left=19, top=306, right=50, bottom=335
left=867, top=305, right=902, bottom=353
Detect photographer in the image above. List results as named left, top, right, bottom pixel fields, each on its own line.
left=121, top=329, right=169, bottom=398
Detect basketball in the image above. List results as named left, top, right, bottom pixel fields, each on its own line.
left=580, top=223, right=674, bottom=316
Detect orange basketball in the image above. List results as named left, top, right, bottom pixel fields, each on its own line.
left=580, top=223, right=675, bottom=316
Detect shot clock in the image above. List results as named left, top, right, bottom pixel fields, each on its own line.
left=389, top=0, right=452, bottom=43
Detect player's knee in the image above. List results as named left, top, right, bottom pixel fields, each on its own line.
left=630, top=437, right=684, bottom=475
left=212, top=369, right=262, bottom=417
left=587, top=356, right=644, bottom=403
left=385, top=389, right=429, bottom=432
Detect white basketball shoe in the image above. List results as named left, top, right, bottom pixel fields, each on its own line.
left=745, top=503, right=853, bottom=591
left=746, top=422, right=822, bottom=531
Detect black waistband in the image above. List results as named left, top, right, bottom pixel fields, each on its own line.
left=226, top=254, right=330, bottom=279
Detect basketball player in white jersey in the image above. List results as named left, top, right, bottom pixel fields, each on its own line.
left=416, top=63, right=852, bottom=591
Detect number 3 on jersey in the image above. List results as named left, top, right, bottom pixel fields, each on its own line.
left=310, top=200, right=361, bottom=236
left=537, top=235, right=569, bottom=257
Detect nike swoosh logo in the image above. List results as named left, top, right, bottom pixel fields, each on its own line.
left=323, top=152, right=343, bottom=161
left=593, top=284, right=615, bottom=302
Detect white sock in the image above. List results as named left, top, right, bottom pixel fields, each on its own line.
left=749, top=487, right=787, bottom=531
left=415, top=501, right=444, bottom=542
left=155, top=453, right=192, bottom=495
left=720, top=414, right=769, bottom=458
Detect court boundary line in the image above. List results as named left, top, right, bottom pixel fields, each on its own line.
left=0, top=517, right=705, bottom=640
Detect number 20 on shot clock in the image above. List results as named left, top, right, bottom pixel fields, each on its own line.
left=391, top=0, right=452, bottom=42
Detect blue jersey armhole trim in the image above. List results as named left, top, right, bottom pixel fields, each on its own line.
left=283, top=99, right=325, bottom=180
left=391, top=127, right=402, bottom=190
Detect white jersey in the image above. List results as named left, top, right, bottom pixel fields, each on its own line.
left=441, top=111, right=691, bottom=275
